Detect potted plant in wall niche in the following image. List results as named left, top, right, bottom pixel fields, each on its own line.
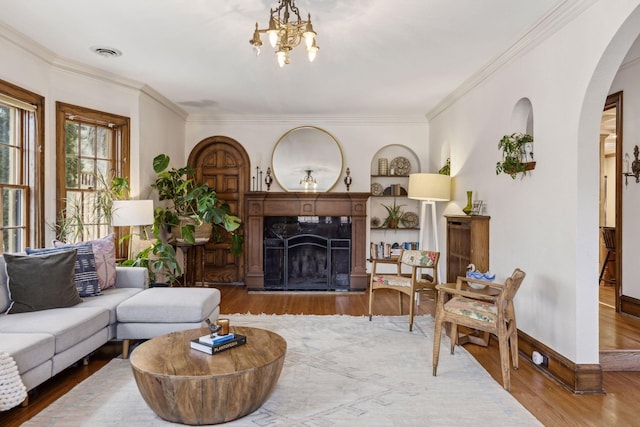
left=381, top=199, right=405, bottom=229
left=495, top=132, right=535, bottom=179
left=151, top=154, right=243, bottom=255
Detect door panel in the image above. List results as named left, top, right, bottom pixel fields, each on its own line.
left=189, top=136, right=250, bottom=284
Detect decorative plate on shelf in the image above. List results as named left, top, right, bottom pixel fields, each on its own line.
left=400, top=211, right=419, bottom=228
left=371, top=182, right=384, bottom=196
left=390, top=156, right=411, bottom=175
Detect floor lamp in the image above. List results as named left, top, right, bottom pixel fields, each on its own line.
left=407, top=173, right=451, bottom=284
left=111, top=200, right=155, bottom=259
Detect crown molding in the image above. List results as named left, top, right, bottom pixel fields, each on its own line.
left=0, top=21, right=186, bottom=120
left=186, top=114, right=428, bottom=126
left=426, top=0, right=600, bottom=121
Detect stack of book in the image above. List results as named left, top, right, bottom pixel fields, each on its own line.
left=190, top=333, right=247, bottom=355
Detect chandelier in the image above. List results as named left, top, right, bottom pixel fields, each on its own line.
left=300, top=170, right=317, bottom=190
left=249, top=0, right=319, bottom=67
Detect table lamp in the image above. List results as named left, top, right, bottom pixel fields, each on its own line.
left=111, top=200, right=155, bottom=259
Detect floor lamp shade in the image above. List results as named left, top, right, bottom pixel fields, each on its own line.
left=407, top=173, right=451, bottom=202
left=112, top=200, right=155, bottom=227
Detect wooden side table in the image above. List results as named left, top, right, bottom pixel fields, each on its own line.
left=175, top=241, right=207, bottom=287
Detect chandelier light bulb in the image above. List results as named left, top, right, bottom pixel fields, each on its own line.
left=307, top=39, right=319, bottom=62
left=303, top=17, right=316, bottom=49
left=277, top=50, right=286, bottom=67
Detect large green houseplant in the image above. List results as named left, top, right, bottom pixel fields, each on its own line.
left=495, top=132, right=535, bottom=179
left=151, top=154, right=243, bottom=255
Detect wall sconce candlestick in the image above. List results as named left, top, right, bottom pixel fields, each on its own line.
left=265, top=167, right=274, bottom=191
left=344, top=168, right=352, bottom=191
left=623, top=145, right=640, bottom=186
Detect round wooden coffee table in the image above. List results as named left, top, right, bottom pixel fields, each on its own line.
left=130, top=326, right=286, bottom=425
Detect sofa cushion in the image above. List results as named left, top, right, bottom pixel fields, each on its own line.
left=0, top=307, right=109, bottom=353
left=26, top=244, right=101, bottom=297
left=117, top=288, right=220, bottom=323
left=0, top=255, right=9, bottom=313
left=4, top=250, right=82, bottom=314
left=80, top=287, right=144, bottom=325
left=0, top=332, right=55, bottom=374
left=55, top=233, right=116, bottom=290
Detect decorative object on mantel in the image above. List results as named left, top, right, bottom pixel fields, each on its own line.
left=252, top=166, right=264, bottom=191
left=344, top=167, right=352, bottom=191
left=265, top=167, right=274, bottom=191
left=623, top=145, right=640, bottom=186
left=463, top=191, right=474, bottom=215
left=249, top=0, right=319, bottom=67
left=495, top=132, right=535, bottom=179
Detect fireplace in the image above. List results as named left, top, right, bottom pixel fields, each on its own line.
left=245, top=192, right=369, bottom=291
left=264, top=216, right=351, bottom=290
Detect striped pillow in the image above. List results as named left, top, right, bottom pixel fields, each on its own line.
left=25, top=243, right=101, bottom=297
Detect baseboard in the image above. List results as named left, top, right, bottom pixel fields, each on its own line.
left=600, top=350, right=640, bottom=371
left=620, top=294, right=640, bottom=317
left=518, top=330, right=604, bottom=394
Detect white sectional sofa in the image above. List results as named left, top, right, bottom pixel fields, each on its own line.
left=0, top=255, right=148, bottom=393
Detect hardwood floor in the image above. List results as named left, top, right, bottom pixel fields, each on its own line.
left=2, top=285, right=640, bottom=426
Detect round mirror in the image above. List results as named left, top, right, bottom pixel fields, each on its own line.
left=271, top=126, right=344, bottom=192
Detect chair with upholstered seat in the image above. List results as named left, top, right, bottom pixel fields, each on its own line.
left=432, top=268, right=525, bottom=391
left=368, top=249, right=440, bottom=331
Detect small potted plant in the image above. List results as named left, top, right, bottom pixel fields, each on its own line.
left=381, top=199, right=405, bottom=229
left=495, top=132, right=535, bottom=179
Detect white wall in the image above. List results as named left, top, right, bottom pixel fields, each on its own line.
left=609, top=55, right=640, bottom=299
left=0, top=30, right=187, bottom=244
left=429, top=0, right=640, bottom=364
left=185, top=116, right=430, bottom=194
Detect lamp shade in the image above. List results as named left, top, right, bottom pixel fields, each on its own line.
left=407, top=173, right=451, bottom=201
left=111, top=200, right=155, bottom=227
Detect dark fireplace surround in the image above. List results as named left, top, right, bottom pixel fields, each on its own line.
left=245, top=192, right=369, bottom=291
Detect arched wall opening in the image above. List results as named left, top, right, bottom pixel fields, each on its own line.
left=576, top=5, right=640, bottom=360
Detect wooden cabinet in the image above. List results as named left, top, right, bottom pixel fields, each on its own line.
left=445, top=215, right=490, bottom=283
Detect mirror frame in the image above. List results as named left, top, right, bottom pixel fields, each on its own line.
left=271, top=126, right=344, bottom=192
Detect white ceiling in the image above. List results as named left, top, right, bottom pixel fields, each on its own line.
left=0, top=0, right=563, bottom=116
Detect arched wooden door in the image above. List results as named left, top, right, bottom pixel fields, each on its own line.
left=188, top=136, right=250, bottom=284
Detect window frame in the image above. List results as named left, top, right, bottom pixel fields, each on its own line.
left=55, top=102, right=130, bottom=253
left=0, top=78, right=45, bottom=252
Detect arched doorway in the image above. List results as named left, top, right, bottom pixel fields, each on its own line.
left=188, top=136, right=250, bottom=283
left=577, top=5, right=640, bottom=364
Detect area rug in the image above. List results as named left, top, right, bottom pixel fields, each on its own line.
left=25, top=314, right=542, bottom=426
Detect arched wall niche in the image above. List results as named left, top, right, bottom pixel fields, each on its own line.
left=512, top=97, right=534, bottom=136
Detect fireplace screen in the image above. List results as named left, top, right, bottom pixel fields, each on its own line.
left=264, top=216, right=351, bottom=291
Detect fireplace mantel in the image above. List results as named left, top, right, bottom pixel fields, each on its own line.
left=245, top=192, right=370, bottom=290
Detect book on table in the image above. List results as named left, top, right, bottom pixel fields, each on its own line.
left=190, top=334, right=247, bottom=355
left=198, top=333, right=235, bottom=345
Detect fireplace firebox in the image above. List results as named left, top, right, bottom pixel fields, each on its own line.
left=264, top=217, right=351, bottom=290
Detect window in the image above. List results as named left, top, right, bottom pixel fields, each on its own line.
left=0, top=79, right=44, bottom=253
left=55, top=102, right=130, bottom=246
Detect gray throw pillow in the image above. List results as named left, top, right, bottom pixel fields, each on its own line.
left=26, top=244, right=101, bottom=297
left=4, top=250, right=82, bottom=314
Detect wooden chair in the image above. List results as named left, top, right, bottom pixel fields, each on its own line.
left=368, top=249, right=440, bottom=331
left=432, top=268, right=526, bottom=391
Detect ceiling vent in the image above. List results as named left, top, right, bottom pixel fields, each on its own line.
left=90, top=46, right=122, bottom=58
